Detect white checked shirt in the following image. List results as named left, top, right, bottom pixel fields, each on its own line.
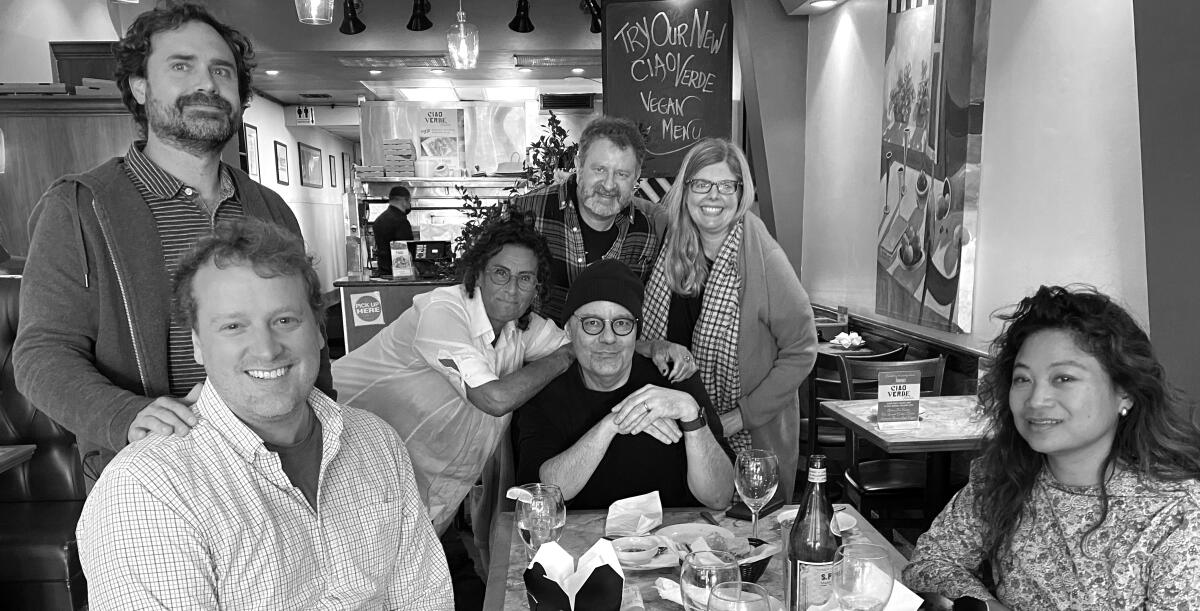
left=333, top=284, right=568, bottom=533
left=76, top=382, right=452, bottom=610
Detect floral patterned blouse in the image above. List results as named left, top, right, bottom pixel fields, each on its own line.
left=903, top=463, right=1200, bottom=610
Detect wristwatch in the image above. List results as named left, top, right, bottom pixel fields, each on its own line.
left=678, top=410, right=706, bottom=432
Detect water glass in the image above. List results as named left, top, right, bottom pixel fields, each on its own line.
left=834, top=543, right=894, bottom=611
left=680, top=550, right=741, bottom=611
left=707, top=581, right=772, bottom=611
left=735, top=449, right=779, bottom=538
left=515, top=483, right=566, bottom=559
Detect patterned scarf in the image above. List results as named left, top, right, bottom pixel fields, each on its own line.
left=642, top=221, right=750, bottom=453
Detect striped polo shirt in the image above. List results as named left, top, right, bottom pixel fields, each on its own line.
left=123, top=143, right=244, bottom=397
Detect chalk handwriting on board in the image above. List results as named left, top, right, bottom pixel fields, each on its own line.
left=604, top=1, right=732, bottom=175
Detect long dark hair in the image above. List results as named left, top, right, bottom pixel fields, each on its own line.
left=976, top=285, right=1200, bottom=564
left=456, top=213, right=552, bottom=331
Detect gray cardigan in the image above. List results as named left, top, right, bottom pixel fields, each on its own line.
left=14, top=156, right=329, bottom=453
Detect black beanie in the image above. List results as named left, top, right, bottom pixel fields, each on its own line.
left=563, top=259, right=644, bottom=321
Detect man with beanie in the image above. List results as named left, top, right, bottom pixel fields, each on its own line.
left=516, top=260, right=734, bottom=509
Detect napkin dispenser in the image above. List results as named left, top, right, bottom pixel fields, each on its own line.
left=524, top=541, right=624, bottom=611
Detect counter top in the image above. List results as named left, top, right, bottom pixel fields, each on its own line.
left=334, top=276, right=456, bottom=288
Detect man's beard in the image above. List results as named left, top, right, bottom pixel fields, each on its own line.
left=145, top=89, right=241, bottom=155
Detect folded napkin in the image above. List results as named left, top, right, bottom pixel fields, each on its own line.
left=830, top=331, right=865, bottom=349
left=605, top=491, right=662, bottom=537
left=526, top=540, right=624, bottom=611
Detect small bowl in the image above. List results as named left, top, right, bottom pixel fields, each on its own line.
left=611, top=536, right=659, bottom=566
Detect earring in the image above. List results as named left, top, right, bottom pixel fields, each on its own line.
left=1119, top=406, right=1130, bottom=417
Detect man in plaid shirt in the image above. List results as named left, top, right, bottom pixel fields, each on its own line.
left=76, top=219, right=452, bottom=609
left=509, top=116, right=664, bottom=325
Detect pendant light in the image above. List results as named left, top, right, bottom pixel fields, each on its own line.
left=407, top=0, right=433, bottom=31
left=339, top=0, right=366, bottom=34
left=295, top=0, right=335, bottom=25
left=509, top=0, right=534, bottom=33
left=446, top=0, right=479, bottom=70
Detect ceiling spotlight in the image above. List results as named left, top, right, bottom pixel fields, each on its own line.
left=430, top=68, right=447, bottom=74
left=407, top=0, right=432, bottom=31
left=446, top=0, right=479, bottom=70
left=295, top=0, right=335, bottom=25
left=509, top=0, right=534, bottom=33
left=810, top=0, right=839, bottom=7
left=369, top=69, right=382, bottom=76
left=339, top=0, right=365, bottom=34
left=571, top=68, right=585, bottom=74
left=517, top=67, right=532, bottom=73
left=265, top=70, right=280, bottom=76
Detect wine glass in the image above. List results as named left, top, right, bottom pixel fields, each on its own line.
left=515, top=483, right=566, bottom=559
left=735, top=449, right=779, bottom=538
left=707, top=581, right=772, bottom=611
left=833, top=543, right=894, bottom=611
left=680, top=550, right=741, bottom=611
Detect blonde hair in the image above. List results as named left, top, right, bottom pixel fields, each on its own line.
left=661, top=138, right=755, bottom=296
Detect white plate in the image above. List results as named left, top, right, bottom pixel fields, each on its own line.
left=655, top=523, right=735, bottom=549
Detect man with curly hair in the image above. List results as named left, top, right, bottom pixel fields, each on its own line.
left=15, top=2, right=333, bottom=476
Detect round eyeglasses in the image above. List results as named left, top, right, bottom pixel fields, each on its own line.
left=486, top=266, right=539, bottom=291
left=685, top=178, right=742, bottom=195
left=572, top=315, right=638, bottom=336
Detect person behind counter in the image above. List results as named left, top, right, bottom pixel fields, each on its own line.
left=638, top=138, right=817, bottom=503
left=903, top=285, right=1200, bottom=609
left=373, top=186, right=415, bottom=278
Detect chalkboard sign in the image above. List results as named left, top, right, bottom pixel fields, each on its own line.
left=603, top=0, right=733, bottom=178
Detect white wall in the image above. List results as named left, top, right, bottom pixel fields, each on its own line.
left=243, top=97, right=355, bottom=293
left=801, top=0, right=1148, bottom=350
left=0, top=0, right=119, bottom=82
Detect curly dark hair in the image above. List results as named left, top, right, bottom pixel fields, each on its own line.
left=577, top=116, right=647, bottom=171
left=114, top=1, right=256, bottom=134
left=456, top=213, right=552, bottom=331
left=975, top=285, right=1200, bottom=567
left=173, top=218, right=323, bottom=332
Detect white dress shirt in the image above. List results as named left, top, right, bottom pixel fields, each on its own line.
left=333, top=284, right=568, bottom=533
left=76, top=382, right=452, bottom=610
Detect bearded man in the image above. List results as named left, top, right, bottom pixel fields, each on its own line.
left=15, top=2, right=334, bottom=477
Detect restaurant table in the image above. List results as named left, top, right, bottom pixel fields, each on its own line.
left=483, top=503, right=908, bottom=610
left=0, top=444, right=36, bottom=475
left=819, top=395, right=986, bottom=519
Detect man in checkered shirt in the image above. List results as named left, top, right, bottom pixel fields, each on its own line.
left=76, top=218, right=452, bottom=609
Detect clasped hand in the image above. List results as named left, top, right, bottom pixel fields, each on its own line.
left=607, top=384, right=700, bottom=445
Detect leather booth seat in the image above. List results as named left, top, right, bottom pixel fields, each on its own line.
left=0, top=276, right=88, bottom=609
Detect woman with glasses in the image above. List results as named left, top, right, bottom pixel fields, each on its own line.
left=332, top=216, right=574, bottom=575
left=517, top=259, right=736, bottom=509
left=640, top=138, right=817, bottom=502
left=903, top=286, right=1200, bottom=609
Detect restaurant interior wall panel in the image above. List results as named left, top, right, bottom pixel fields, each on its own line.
left=802, top=0, right=1148, bottom=353
left=732, top=0, right=810, bottom=250
left=1132, top=0, right=1200, bottom=402
left=243, top=97, right=355, bottom=294
left=0, top=99, right=135, bottom=259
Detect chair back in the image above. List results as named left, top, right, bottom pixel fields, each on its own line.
left=836, top=355, right=946, bottom=400
left=813, top=343, right=909, bottom=402
left=0, top=276, right=86, bottom=502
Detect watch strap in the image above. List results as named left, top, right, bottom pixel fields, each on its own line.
left=678, top=411, right=706, bottom=432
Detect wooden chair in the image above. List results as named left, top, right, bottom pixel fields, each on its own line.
left=803, top=344, right=910, bottom=454
left=835, top=355, right=946, bottom=535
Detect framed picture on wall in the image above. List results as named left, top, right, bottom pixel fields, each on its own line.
left=341, top=152, right=350, bottom=193
left=298, top=142, right=322, bottom=188
left=274, top=141, right=289, bottom=185
left=329, top=154, right=337, bottom=188
left=242, top=123, right=260, bottom=182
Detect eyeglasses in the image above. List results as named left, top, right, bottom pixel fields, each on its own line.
left=486, top=266, right=539, bottom=291
left=572, top=315, right=638, bottom=336
left=686, top=178, right=742, bottom=195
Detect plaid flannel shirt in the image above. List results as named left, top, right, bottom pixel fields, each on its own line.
left=508, top=174, right=662, bottom=324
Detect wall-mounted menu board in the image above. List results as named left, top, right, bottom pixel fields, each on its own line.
left=603, top=0, right=732, bottom=177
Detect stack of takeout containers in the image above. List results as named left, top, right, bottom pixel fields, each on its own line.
left=381, top=139, right=416, bottom=177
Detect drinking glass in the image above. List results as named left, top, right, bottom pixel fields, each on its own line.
left=707, top=581, right=772, bottom=611
left=515, top=483, right=566, bottom=559
left=734, top=449, right=779, bottom=538
left=680, top=550, right=741, bottom=611
left=833, top=543, right=894, bottom=611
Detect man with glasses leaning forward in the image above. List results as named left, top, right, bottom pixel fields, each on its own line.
left=332, top=216, right=573, bottom=605
left=516, top=260, right=734, bottom=510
